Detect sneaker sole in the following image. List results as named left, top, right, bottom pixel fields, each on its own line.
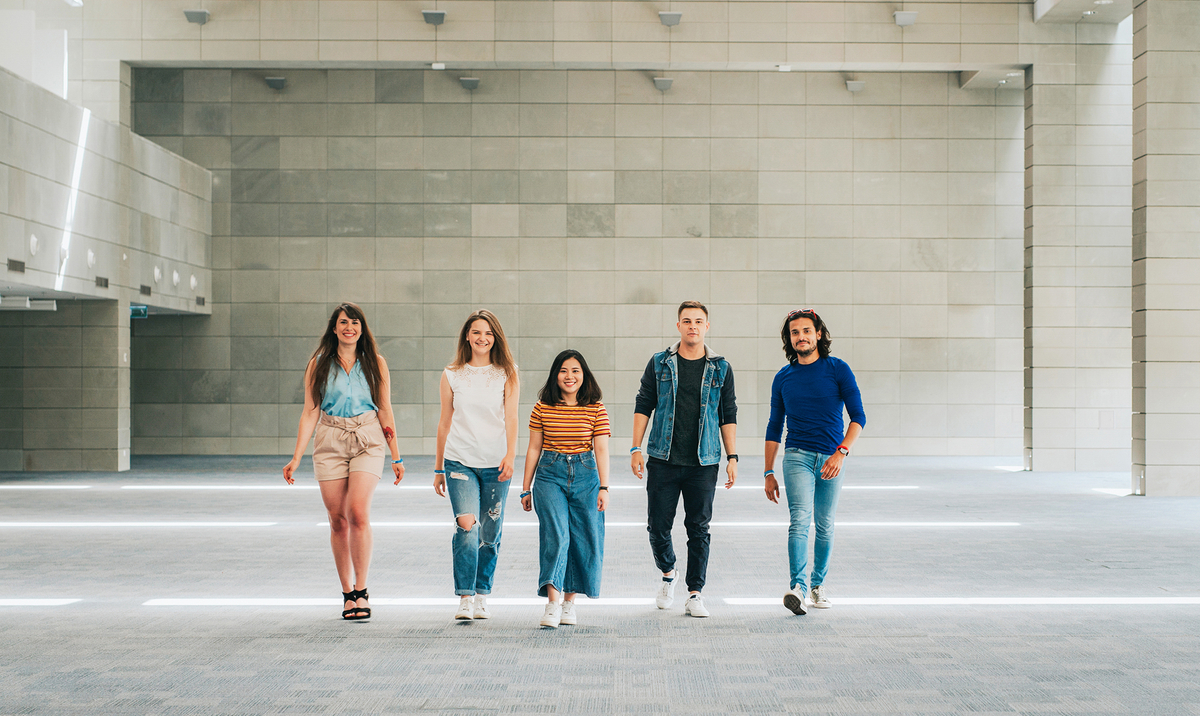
left=783, top=593, right=807, bottom=615
left=473, top=613, right=490, bottom=619
left=455, top=614, right=473, bottom=620
left=539, top=621, right=559, bottom=628
left=686, top=611, right=709, bottom=618
left=656, top=601, right=673, bottom=610
left=811, top=602, right=831, bottom=609
left=559, top=617, right=577, bottom=625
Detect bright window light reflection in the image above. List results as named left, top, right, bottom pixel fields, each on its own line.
left=56, top=108, right=90, bottom=291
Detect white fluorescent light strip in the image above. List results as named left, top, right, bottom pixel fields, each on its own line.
left=145, top=597, right=655, bottom=607
left=122, top=485, right=318, bottom=490
left=0, top=599, right=82, bottom=606
left=1093, top=488, right=1132, bottom=496
left=55, top=108, right=90, bottom=292
left=724, top=597, right=1200, bottom=606
left=729, top=485, right=918, bottom=490
left=0, top=485, right=91, bottom=490
left=0, top=522, right=277, bottom=527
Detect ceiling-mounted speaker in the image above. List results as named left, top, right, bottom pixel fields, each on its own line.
left=184, top=9, right=210, bottom=24
left=845, top=80, right=866, bottom=93
left=459, top=77, right=480, bottom=90
left=423, top=10, right=446, bottom=25
left=653, top=77, right=673, bottom=91
left=659, top=11, right=682, bottom=26
left=265, top=77, right=286, bottom=90
left=893, top=10, right=918, bottom=26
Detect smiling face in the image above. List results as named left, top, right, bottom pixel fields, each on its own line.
left=676, top=308, right=709, bottom=348
left=557, top=357, right=583, bottom=401
left=467, top=318, right=495, bottom=360
left=788, top=316, right=820, bottom=359
left=335, top=311, right=362, bottom=348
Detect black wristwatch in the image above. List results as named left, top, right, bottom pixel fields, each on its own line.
left=727, top=454, right=738, bottom=462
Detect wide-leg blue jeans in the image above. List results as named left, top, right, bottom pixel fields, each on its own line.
left=533, top=450, right=604, bottom=599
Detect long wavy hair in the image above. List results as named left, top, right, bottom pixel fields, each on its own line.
left=781, top=308, right=832, bottom=363
left=539, top=349, right=603, bottom=406
left=309, top=303, right=384, bottom=408
left=449, top=309, right=516, bottom=380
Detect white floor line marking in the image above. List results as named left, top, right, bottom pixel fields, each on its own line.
left=1093, top=488, right=1133, bottom=496
left=144, top=597, right=655, bottom=607
left=0, top=599, right=82, bottom=606
left=318, top=521, right=1017, bottom=528
left=994, top=466, right=1026, bottom=472
left=122, top=485, right=318, bottom=490
left=725, top=597, right=1200, bottom=606
left=0, top=485, right=92, bottom=490
left=729, top=485, right=919, bottom=490
left=0, top=522, right=277, bottom=528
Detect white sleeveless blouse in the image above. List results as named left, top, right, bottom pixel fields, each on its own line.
left=444, top=364, right=511, bottom=469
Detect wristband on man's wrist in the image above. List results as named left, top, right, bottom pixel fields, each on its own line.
left=727, top=453, right=738, bottom=462
left=837, top=445, right=850, bottom=456
left=630, top=446, right=642, bottom=454
left=598, top=486, right=609, bottom=491
left=519, top=491, right=531, bottom=498
left=764, top=469, right=775, bottom=476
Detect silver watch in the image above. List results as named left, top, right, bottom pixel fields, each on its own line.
left=837, top=446, right=849, bottom=456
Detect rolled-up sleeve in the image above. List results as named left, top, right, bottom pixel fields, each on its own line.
left=633, top=358, right=657, bottom=417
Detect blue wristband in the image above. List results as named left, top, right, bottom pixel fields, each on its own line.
left=630, top=446, right=642, bottom=454
left=434, top=469, right=445, bottom=474
left=519, top=491, right=531, bottom=498
left=392, top=459, right=403, bottom=464
left=764, top=470, right=775, bottom=476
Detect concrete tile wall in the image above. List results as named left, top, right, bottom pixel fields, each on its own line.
left=1, top=66, right=211, bottom=471
left=130, top=67, right=1024, bottom=457
left=1131, top=0, right=1200, bottom=495
left=1022, top=24, right=1133, bottom=473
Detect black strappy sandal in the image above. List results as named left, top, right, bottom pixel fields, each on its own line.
left=343, top=588, right=371, bottom=620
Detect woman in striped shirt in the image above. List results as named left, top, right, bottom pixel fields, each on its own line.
left=520, top=349, right=610, bottom=628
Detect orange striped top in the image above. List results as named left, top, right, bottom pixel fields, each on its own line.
left=528, top=401, right=611, bottom=455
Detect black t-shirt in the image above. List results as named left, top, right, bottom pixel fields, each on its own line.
left=666, top=355, right=705, bottom=466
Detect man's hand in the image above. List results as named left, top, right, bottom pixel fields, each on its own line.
left=724, top=459, right=737, bottom=488
left=764, top=472, right=780, bottom=503
left=821, top=452, right=845, bottom=480
left=631, top=451, right=645, bottom=480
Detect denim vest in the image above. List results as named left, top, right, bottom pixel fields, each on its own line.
left=646, top=342, right=731, bottom=467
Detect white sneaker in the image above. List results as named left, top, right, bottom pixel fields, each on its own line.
left=784, top=586, right=807, bottom=615
left=540, top=601, right=562, bottom=628
left=472, top=594, right=490, bottom=619
left=455, top=596, right=474, bottom=620
left=656, top=571, right=677, bottom=609
left=810, top=585, right=831, bottom=609
left=559, top=600, right=577, bottom=625
left=684, top=593, right=709, bottom=618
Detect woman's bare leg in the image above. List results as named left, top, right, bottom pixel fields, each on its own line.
left=345, top=471, right=378, bottom=612
left=319, top=478, right=354, bottom=612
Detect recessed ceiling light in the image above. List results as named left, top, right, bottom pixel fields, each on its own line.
left=1082, top=10, right=1097, bottom=15
left=998, top=80, right=1007, bottom=84
left=1006, top=72, right=1022, bottom=77
left=1094, top=0, right=1113, bottom=4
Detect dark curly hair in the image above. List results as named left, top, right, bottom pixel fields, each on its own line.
left=780, top=308, right=832, bottom=363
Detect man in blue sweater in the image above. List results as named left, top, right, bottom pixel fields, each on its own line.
left=763, top=308, right=866, bottom=615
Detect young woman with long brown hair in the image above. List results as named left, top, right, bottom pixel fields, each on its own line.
left=434, top=309, right=520, bottom=621
left=283, top=302, right=405, bottom=621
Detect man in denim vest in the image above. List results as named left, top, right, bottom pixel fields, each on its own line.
left=631, top=301, right=738, bottom=618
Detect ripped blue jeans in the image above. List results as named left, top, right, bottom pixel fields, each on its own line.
left=444, top=459, right=511, bottom=596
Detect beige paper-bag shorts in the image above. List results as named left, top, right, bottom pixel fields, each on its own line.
left=312, top=412, right=386, bottom=481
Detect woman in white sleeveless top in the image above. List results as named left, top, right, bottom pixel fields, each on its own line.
left=434, top=310, right=520, bottom=620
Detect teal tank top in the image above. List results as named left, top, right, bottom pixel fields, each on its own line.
left=321, top=360, right=378, bottom=417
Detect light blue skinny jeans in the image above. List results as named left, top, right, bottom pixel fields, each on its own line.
left=782, top=447, right=843, bottom=594
left=444, top=459, right=511, bottom=596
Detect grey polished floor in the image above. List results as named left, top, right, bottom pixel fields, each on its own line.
left=2, top=456, right=1199, bottom=715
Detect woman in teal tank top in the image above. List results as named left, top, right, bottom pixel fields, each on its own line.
left=283, top=303, right=406, bottom=621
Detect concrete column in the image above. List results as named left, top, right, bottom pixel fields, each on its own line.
left=20, top=299, right=130, bottom=472
left=1023, top=29, right=1133, bottom=473
left=1132, top=0, right=1200, bottom=495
